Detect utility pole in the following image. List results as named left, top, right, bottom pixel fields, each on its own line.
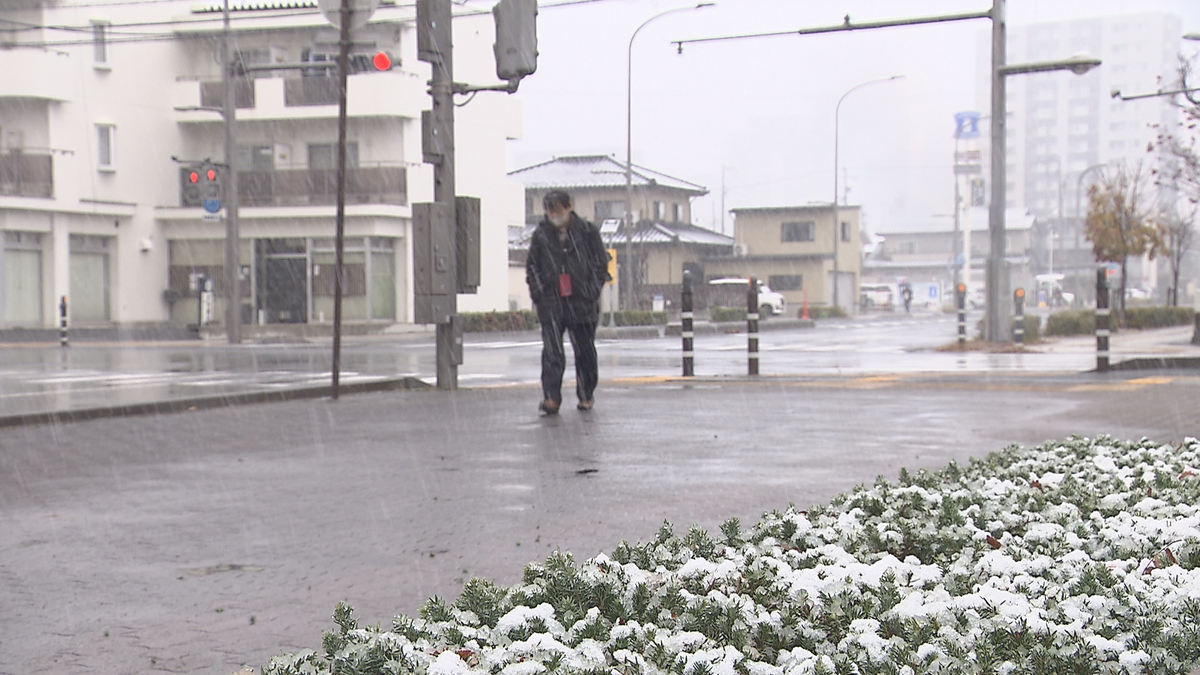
left=985, top=0, right=1007, bottom=342
left=221, top=0, right=241, bottom=345
left=419, top=0, right=459, bottom=390
left=330, top=0, right=352, bottom=399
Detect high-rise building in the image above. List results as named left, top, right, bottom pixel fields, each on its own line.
left=974, top=11, right=1184, bottom=299
left=980, top=11, right=1182, bottom=217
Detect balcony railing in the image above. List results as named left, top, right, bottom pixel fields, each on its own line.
left=0, top=152, right=53, bottom=198
left=284, top=76, right=340, bottom=107
left=181, top=164, right=407, bottom=208
left=199, top=79, right=256, bottom=109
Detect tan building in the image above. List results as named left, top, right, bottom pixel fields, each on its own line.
left=509, top=155, right=723, bottom=310
left=706, top=205, right=861, bottom=313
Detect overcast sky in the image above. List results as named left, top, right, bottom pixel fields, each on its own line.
left=490, top=0, right=1200, bottom=235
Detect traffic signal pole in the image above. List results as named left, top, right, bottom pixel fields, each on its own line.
left=221, top=0, right=242, bottom=345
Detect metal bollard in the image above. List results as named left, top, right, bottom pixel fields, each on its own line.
left=956, top=283, right=966, bottom=346
left=1096, top=269, right=1110, bottom=372
left=1013, top=287, right=1026, bottom=345
left=59, top=296, right=69, bottom=348
left=747, top=277, right=759, bottom=376
left=681, top=271, right=694, bottom=377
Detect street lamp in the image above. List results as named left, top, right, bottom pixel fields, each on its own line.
left=833, top=75, right=901, bottom=313
left=625, top=2, right=714, bottom=312
left=986, top=0, right=1101, bottom=341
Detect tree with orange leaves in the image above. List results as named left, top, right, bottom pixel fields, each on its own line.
left=1084, top=162, right=1162, bottom=322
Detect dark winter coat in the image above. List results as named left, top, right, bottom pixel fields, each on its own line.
left=526, top=213, right=611, bottom=323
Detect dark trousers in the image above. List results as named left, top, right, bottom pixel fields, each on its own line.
left=539, top=317, right=598, bottom=404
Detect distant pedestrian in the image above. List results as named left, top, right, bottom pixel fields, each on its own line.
left=526, top=190, right=611, bottom=415
left=901, top=284, right=913, bottom=313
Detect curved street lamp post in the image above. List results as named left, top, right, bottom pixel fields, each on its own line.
left=625, top=3, right=714, bottom=312
left=833, top=75, right=902, bottom=313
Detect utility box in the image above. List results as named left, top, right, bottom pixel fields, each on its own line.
left=456, top=196, right=481, bottom=294
left=413, top=201, right=455, bottom=323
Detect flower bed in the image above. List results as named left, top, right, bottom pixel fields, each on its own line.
left=264, top=437, right=1200, bottom=675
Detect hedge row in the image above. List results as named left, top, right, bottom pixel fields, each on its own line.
left=459, top=311, right=541, bottom=333
left=804, top=306, right=846, bottom=320
left=1044, top=306, right=1194, bottom=337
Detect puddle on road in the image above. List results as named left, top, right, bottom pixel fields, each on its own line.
left=178, top=563, right=266, bottom=576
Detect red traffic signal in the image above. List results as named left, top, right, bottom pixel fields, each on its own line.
left=372, top=51, right=391, bottom=71
left=189, top=171, right=199, bottom=183
left=206, top=168, right=216, bottom=181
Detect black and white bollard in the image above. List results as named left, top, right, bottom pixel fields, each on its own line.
left=59, top=295, right=69, bottom=348
left=747, top=277, right=759, bottom=376
left=1013, top=287, right=1026, bottom=345
left=1096, top=269, right=1110, bottom=372
left=681, top=271, right=694, bottom=377
left=956, top=283, right=966, bottom=346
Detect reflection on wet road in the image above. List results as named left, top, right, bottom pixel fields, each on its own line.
left=0, top=312, right=1170, bottom=417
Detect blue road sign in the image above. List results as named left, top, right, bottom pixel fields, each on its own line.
left=202, top=198, right=221, bottom=214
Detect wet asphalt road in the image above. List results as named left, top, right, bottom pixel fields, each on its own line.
left=2, top=315, right=1200, bottom=675
left=0, top=311, right=1165, bottom=420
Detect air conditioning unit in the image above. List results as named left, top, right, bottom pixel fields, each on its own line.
left=733, top=243, right=749, bottom=257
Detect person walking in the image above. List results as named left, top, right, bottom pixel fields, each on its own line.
left=526, top=190, right=611, bottom=415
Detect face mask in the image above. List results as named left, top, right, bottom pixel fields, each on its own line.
left=548, top=212, right=569, bottom=228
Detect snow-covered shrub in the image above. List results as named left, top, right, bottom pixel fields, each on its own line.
left=263, top=437, right=1200, bottom=675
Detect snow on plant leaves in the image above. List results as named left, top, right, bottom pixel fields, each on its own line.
left=263, top=437, right=1200, bottom=675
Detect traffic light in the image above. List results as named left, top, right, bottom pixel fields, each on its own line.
left=200, top=164, right=220, bottom=203
left=181, top=162, right=222, bottom=209
left=493, top=0, right=537, bottom=81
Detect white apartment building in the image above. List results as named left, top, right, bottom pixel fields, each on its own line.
left=0, top=0, right=523, bottom=330
left=976, top=12, right=1182, bottom=218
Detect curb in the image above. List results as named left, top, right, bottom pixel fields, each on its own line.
left=1106, top=356, right=1200, bottom=371
left=0, top=376, right=432, bottom=429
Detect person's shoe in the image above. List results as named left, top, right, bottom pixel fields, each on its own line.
left=576, top=399, right=594, bottom=411
left=538, top=400, right=560, bottom=416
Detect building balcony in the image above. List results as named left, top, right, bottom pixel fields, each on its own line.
left=0, top=49, right=72, bottom=101
left=180, top=164, right=406, bottom=208
left=0, top=152, right=53, bottom=198
left=174, top=70, right=425, bottom=122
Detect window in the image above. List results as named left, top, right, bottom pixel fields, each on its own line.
left=840, top=221, right=851, bottom=243
left=594, top=200, right=623, bottom=222
left=307, top=142, right=358, bottom=169
left=769, top=275, right=803, bottom=291
left=673, top=203, right=683, bottom=222
left=654, top=201, right=666, bottom=220
left=781, top=221, right=814, bottom=242
left=92, top=22, right=109, bottom=66
left=96, top=124, right=115, bottom=170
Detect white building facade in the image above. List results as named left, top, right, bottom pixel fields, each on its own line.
left=0, top=0, right=523, bottom=330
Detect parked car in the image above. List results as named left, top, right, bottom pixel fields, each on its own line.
left=860, top=284, right=894, bottom=311
left=707, top=278, right=787, bottom=317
